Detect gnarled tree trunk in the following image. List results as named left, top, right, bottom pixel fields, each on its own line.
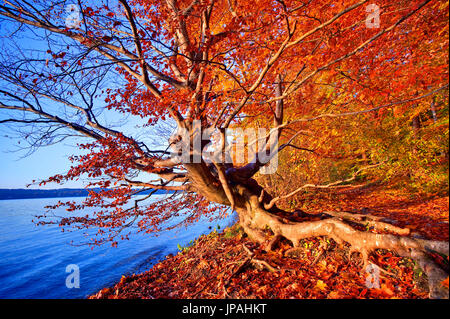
left=169, top=80, right=449, bottom=300
left=192, top=172, right=449, bottom=299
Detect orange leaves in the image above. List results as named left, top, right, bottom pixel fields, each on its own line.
left=327, top=290, right=342, bottom=299
left=314, top=279, right=328, bottom=291
left=441, top=277, right=449, bottom=289
left=90, top=222, right=435, bottom=299
left=101, top=35, right=113, bottom=42
left=11, top=0, right=446, bottom=255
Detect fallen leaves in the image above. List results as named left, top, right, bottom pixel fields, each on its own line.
left=89, top=192, right=448, bottom=300
left=441, top=277, right=449, bottom=289
left=315, top=280, right=328, bottom=291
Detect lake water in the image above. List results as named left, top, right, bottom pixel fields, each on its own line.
left=0, top=196, right=236, bottom=299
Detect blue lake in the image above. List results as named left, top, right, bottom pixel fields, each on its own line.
left=0, top=196, right=235, bottom=299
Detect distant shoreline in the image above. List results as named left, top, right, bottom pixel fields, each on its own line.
left=0, top=188, right=170, bottom=200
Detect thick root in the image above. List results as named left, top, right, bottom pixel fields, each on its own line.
left=324, top=211, right=411, bottom=236
left=238, top=206, right=449, bottom=299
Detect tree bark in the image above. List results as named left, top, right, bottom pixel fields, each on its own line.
left=211, top=180, right=450, bottom=299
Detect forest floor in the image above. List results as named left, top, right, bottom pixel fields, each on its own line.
left=89, top=185, right=449, bottom=299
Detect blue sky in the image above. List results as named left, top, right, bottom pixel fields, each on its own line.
left=0, top=135, right=84, bottom=189
left=0, top=15, right=78, bottom=188
left=0, top=11, right=87, bottom=189
left=0, top=118, right=171, bottom=189
left=0, top=6, right=170, bottom=189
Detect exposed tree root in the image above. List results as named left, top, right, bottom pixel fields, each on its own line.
left=236, top=196, right=449, bottom=299
left=266, top=234, right=283, bottom=251
left=310, top=241, right=327, bottom=266
left=242, top=243, right=279, bottom=272
left=324, top=211, right=411, bottom=236
left=220, top=255, right=251, bottom=298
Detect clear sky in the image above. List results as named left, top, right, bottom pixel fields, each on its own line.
left=0, top=8, right=170, bottom=189
left=0, top=134, right=84, bottom=189
left=0, top=13, right=89, bottom=189
left=0, top=16, right=79, bottom=188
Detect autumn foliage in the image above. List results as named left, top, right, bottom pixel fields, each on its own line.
left=89, top=190, right=448, bottom=299
left=0, top=0, right=448, bottom=298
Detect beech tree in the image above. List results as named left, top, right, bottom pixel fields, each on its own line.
left=0, top=0, right=448, bottom=297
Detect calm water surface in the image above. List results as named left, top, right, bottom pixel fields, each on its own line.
left=0, top=195, right=235, bottom=299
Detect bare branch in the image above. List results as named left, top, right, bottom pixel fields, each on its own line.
left=264, top=163, right=384, bottom=210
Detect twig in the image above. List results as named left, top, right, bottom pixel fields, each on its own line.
left=264, top=163, right=384, bottom=209
left=242, top=243, right=279, bottom=272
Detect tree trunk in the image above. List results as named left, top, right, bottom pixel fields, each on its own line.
left=412, top=115, right=421, bottom=135
left=430, top=97, right=437, bottom=123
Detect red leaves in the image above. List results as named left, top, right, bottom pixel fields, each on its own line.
left=442, top=277, right=449, bottom=289
left=83, top=7, right=94, bottom=16
left=138, top=30, right=146, bottom=38
left=101, top=35, right=113, bottom=42
left=50, top=52, right=66, bottom=60
left=89, top=222, right=433, bottom=299
left=24, top=0, right=447, bottom=264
